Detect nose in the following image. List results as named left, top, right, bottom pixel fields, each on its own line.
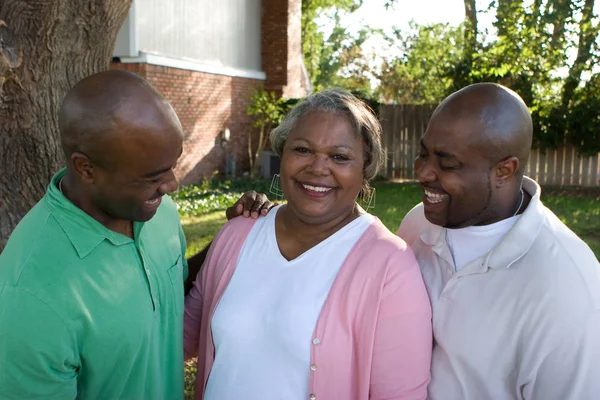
left=414, top=156, right=436, bottom=183
left=307, top=154, right=330, bottom=175
left=158, top=170, right=179, bottom=195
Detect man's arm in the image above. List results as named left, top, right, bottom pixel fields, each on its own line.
left=0, top=288, right=79, bottom=399
left=184, top=245, right=209, bottom=296
left=183, top=190, right=274, bottom=295
left=523, top=312, right=600, bottom=399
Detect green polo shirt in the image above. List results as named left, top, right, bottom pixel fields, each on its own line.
left=0, top=169, right=188, bottom=400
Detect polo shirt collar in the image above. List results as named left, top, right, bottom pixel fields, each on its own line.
left=484, top=176, right=544, bottom=270
left=44, top=168, right=136, bottom=258
left=419, top=220, right=456, bottom=268
left=420, top=218, right=444, bottom=247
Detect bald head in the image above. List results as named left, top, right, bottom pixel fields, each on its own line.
left=435, top=83, right=533, bottom=176
left=59, top=70, right=183, bottom=167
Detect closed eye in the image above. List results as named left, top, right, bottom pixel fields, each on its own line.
left=440, top=163, right=461, bottom=171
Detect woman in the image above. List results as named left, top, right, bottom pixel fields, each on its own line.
left=184, top=89, right=432, bottom=400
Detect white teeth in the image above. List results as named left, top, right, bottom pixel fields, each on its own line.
left=424, top=190, right=447, bottom=204
left=302, top=184, right=332, bottom=193
left=146, top=198, right=160, bottom=205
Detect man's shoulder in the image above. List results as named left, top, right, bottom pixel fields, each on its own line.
left=527, top=206, right=600, bottom=309
left=0, top=199, right=79, bottom=317
left=535, top=205, right=598, bottom=267
left=144, top=195, right=182, bottom=234
left=0, top=199, right=60, bottom=278
left=155, top=195, right=180, bottom=218
left=397, top=203, right=428, bottom=245
left=402, top=202, right=426, bottom=223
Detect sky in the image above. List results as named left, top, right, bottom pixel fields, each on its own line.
left=347, top=0, right=468, bottom=31
left=334, top=0, right=598, bottom=35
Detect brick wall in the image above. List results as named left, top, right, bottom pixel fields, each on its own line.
left=109, top=0, right=306, bottom=184
left=261, top=0, right=307, bottom=98
left=111, top=61, right=261, bottom=185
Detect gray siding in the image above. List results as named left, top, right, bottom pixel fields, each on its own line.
left=114, top=0, right=262, bottom=72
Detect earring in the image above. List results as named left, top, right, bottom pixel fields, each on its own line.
left=269, top=174, right=284, bottom=202
left=359, top=187, right=376, bottom=210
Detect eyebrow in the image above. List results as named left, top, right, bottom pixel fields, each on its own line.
left=290, top=138, right=355, bottom=151
left=143, top=166, right=172, bottom=178
left=420, top=138, right=456, bottom=159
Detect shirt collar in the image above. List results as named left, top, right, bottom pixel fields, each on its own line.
left=484, top=176, right=544, bottom=270
left=420, top=218, right=444, bottom=246
left=44, top=168, right=135, bottom=258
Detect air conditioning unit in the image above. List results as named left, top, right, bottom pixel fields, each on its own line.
left=259, top=150, right=280, bottom=178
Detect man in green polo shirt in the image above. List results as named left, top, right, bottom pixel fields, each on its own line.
left=0, top=71, right=269, bottom=399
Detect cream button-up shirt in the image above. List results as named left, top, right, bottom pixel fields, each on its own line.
left=399, top=177, right=600, bottom=400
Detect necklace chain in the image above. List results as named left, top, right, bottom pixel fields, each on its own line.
left=512, top=189, right=524, bottom=217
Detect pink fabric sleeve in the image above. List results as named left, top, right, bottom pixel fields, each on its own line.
left=184, top=276, right=204, bottom=360
left=183, top=227, right=225, bottom=360
left=369, top=248, right=432, bottom=400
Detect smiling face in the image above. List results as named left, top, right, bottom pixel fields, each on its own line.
left=280, top=111, right=365, bottom=225
left=415, top=111, right=503, bottom=228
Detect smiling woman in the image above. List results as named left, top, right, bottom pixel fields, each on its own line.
left=183, top=89, right=433, bottom=400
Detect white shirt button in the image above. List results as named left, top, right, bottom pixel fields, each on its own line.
left=310, top=364, right=317, bottom=371
left=312, top=338, right=320, bottom=345
left=309, top=394, right=316, bottom=400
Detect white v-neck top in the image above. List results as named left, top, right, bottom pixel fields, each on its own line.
left=204, top=206, right=374, bottom=400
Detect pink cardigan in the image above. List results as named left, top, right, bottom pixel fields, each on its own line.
left=184, top=216, right=432, bottom=400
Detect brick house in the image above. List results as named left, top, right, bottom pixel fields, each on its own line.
left=111, top=0, right=308, bottom=185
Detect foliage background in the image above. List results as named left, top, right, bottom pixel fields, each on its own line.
left=301, top=0, right=600, bottom=155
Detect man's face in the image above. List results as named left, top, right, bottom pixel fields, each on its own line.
left=414, top=111, right=501, bottom=228
left=89, top=111, right=184, bottom=223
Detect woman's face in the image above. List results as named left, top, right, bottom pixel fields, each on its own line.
left=280, top=111, right=365, bottom=225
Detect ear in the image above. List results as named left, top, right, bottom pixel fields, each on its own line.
left=71, top=152, right=96, bottom=184
left=493, top=156, right=519, bottom=188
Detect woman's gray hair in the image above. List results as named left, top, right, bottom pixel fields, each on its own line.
left=270, top=88, right=385, bottom=186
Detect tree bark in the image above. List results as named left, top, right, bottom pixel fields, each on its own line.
left=0, top=0, right=133, bottom=251
left=463, top=0, right=477, bottom=52
left=560, top=0, right=597, bottom=111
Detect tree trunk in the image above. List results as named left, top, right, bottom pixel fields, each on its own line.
left=453, top=0, right=477, bottom=89
left=0, top=0, right=133, bottom=252
left=560, top=0, right=597, bottom=111
left=549, top=0, right=571, bottom=48
left=463, top=0, right=477, bottom=53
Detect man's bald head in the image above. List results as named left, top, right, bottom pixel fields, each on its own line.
left=59, top=70, right=182, bottom=167
left=57, top=70, right=184, bottom=225
left=434, top=83, right=533, bottom=177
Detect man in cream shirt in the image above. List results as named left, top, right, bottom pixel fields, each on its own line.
left=399, top=83, right=600, bottom=399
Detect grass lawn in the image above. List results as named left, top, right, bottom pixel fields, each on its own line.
left=180, top=181, right=600, bottom=259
